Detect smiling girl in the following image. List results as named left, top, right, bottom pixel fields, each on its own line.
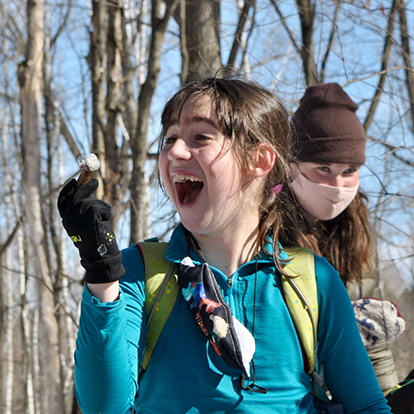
left=58, top=77, right=391, bottom=413
left=290, top=82, right=399, bottom=394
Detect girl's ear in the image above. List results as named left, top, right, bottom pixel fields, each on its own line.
left=253, top=143, right=276, bottom=178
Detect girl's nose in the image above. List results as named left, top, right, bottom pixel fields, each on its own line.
left=167, top=138, right=192, bottom=161
left=328, top=175, right=344, bottom=187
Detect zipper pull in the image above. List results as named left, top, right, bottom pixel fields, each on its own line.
left=228, top=278, right=233, bottom=287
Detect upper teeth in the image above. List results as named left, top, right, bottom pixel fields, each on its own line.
left=173, top=175, right=202, bottom=183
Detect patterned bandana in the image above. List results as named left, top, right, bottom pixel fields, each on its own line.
left=177, top=256, right=255, bottom=377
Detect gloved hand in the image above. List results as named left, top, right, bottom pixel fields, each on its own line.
left=57, top=178, right=125, bottom=284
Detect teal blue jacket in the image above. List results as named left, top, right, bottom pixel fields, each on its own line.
left=74, top=224, right=391, bottom=413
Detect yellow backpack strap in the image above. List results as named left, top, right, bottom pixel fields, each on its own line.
left=137, top=241, right=179, bottom=371
left=282, top=247, right=318, bottom=374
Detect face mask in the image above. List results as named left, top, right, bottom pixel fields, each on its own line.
left=290, top=167, right=359, bottom=221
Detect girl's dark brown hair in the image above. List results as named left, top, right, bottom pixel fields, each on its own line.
left=159, top=76, right=300, bottom=272
left=297, top=191, right=373, bottom=285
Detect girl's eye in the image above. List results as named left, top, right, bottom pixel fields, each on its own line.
left=164, top=136, right=177, bottom=145
left=195, top=134, right=210, bottom=141
left=317, top=166, right=330, bottom=173
left=344, top=168, right=357, bottom=174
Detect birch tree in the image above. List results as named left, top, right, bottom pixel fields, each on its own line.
left=129, top=0, right=180, bottom=243
left=0, top=98, right=13, bottom=414
left=18, top=0, right=64, bottom=412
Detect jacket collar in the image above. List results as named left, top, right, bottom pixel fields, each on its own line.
left=165, top=222, right=290, bottom=265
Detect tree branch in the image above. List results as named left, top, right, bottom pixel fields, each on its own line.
left=179, top=0, right=189, bottom=84
left=368, top=134, right=414, bottom=168
left=0, top=218, right=22, bottom=258
left=269, top=0, right=300, bottom=53
left=240, top=1, right=257, bottom=74
left=59, top=112, right=83, bottom=160
left=320, top=0, right=341, bottom=83
left=398, top=0, right=414, bottom=135
left=0, top=2, right=24, bottom=43
left=341, top=65, right=404, bottom=87
left=363, top=0, right=399, bottom=133
left=51, top=0, right=73, bottom=47
left=296, top=0, right=319, bottom=86
left=227, top=0, right=254, bottom=69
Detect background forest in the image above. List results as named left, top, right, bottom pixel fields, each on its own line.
left=0, top=0, right=413, bottom=413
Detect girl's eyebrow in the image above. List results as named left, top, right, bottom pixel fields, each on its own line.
left=314, top=163, right=360, bottom=168
left=168, top=116, right=217, bottom=128
left=190, top=116, right=217, bottom=127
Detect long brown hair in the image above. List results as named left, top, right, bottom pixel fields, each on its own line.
left=297, top=190, right=373, bottom=285
left=159, top=76, right=300, bottom=272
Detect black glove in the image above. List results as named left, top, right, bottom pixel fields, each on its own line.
left=57, top=178, right=125, bottom=284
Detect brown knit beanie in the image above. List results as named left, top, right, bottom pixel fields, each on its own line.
left=291, top=83, right=366, bottom=165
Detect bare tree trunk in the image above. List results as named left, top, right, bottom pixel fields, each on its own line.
left=104, top=0, right=123, bottom=210
left=178, top=0, right=189, bottom=83
left=19, top=228, right=35, bottom=414
left=363, top=0, right=399, bottom=133
left=164, top=0, right=190, bottom=83
left=91, top=0, right=108, bottom=201
left=270, top=0, right=318, bottom=85
left=116, top=0, right=138, bottom=224
left=32, top=307, right=41, bottom=414
left=185, top=0, right=222, bottom=82
left=18, top=0, right=64, bottom=412
left=44, top=7, right=75, bottom=412
left=121, top=0, right=138, bottom=139
left=136, top=0, right=149, bottom=86
left=319, top=0, right=341, bottom=83
left=398, top=0, right=414, bottom=135
left=9, top=89, right=36, bottom=414
left=296, top=0, right=318, bottom=86
left=227, top=0, right=253, bottom=70
left=129, top=0, right=180, bottom=244
left=238, top=0, right=254, bottom=76
left=1, top=110, right=13, bottom=414
left=57, top=130, right=77, bottom=414
left=4, top=259, right=13, bottom=414
left=9, top=91, right=35, bottom=414
left=0, top=253, right=14, bottom=414
left=0, top=35, right=13, bottom=414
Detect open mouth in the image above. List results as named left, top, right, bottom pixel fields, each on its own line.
left=173, top=174, right=204, bottom=204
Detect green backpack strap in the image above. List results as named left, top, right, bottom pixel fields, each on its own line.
left=283, top=247, right=333, bottom=401
left=282, top=247, right=318, bottom=374
left=137, top=241, right=179, bottom=371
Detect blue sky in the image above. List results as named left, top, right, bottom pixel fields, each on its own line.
left=21, top=0, right=413, bottom=284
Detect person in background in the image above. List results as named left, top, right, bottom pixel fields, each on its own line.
left=58, top=77, right=391, bottom=413
left=290, top=82, right=402, bottom=394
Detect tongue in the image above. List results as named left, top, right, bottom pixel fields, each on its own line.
left=180, top=181, right=203, bottom=204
